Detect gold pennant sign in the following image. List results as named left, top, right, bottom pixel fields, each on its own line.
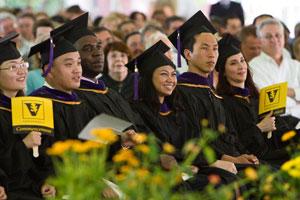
left=11, top=96, right=54, bottom=135
left=259, top=82, right=288, bottom=116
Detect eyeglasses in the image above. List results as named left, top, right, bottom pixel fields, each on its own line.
left=0, top=62, right=29, bottom=71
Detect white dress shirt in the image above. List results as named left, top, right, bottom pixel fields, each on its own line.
left=249, top=51, right=300, bottom=118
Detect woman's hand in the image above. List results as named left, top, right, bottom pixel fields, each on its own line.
left=22, top=131, right=41, bottom=149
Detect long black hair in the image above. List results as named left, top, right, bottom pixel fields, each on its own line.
left=216, top=56, right=259, bottom=98
left=138, top=69, right=183, bottom=115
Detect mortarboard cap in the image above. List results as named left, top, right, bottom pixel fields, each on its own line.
left=215, top=33, right=241, bottom=72
left=0, top=32, right=21, bottom=65
left=51, top=12, right=95, bottom=44
left=28, top=27, right=77, bottom=77
left=168, top=10, right=217, bottom=67
left=126, top=40, right=176, bottom=77
left=126, top=40, right=176, bottom=100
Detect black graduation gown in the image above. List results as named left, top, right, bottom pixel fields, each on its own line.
left=30, top=86, right=96, bottom=175
left=99, top=73, right=134, bottom=100
left=0, top=94, right=44, bottom=200
left=221, top=89, right=290, bottom=165
left=132, top=100, right=238, bottom=190
left=177, top=72, right=247, bottom=158
left=75, top=79, right=149, bottom=132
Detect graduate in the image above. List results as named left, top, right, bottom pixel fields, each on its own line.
left=126, top=40, right=239, bottom=190
left=0, top=32, right=55, bottom=199
left=52, top=13, right=149, bottom=136
left=28, top=26, right=95, bottom=160
left=168, top=10, right=259, bottom=166
left=215, top=34, right=292, bottom=166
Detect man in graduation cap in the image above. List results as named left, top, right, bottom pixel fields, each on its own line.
left=0, top=32, right=55, bottom=199
left=168, top=10, right=259, bottom=166
left=51, top=13, right=149, bottom=141
left=28, top=25, right=96, bottom=160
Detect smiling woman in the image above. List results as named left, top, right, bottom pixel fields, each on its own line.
left=0, top=32, right=55, bottom=199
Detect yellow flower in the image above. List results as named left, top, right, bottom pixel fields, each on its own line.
left=183, top=142, right=201, bottom=155
left=132, top=133, right=147, bottom=144
left=115, top=174, right=126, bottom=181
left=136, top=168, right=150, bottom=178
left=47, top=140, right=74, bottom=155
left=72, top=141, right=102, bottom=153
left=218, top=123, right=226, bottom=133
left=265, top=175, right=274, bottom=183
left=263, top=183, right=272, bottom=193
left=201, top=118, right=209, bottom=127
left=288, top=169, right=300, bottom=178
left=281, top=130, right=296, bottom=142
left=127, top=157, right=140, bottom=167
left=135, top=144, right=150, bottom=154
left=72, top=141, right=90, bottom=153
left=113, top=149, right=135, bottom=163
left=151, top=175, right=163, bottom=185
left=163, top=143, right=175, bottom=154
left=120, top=165, right=132, bottom=174
left=91, top=128, right=118, bottom=144
left=244, top=167, right=258, bottom=181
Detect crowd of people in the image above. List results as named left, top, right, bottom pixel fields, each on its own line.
left=1, top=0, right=300, bottom=199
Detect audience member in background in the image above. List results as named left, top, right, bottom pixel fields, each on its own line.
left=210, top=16, right=226, bottom=36
left=239, top=25, right=262, bottom=62
left=294, top=22, right=300, bottom=39
left=249, top=19, right=300, bottom=118
left=252, top=14, right=273, bottom=27
left=281, top=21, right=293, bottom=55
left=223, top=15, right=242, bottom=37
left=125, top=31, right=144, bottom=58
left=35, top=12, right=48, bottom=21
left=151, top=9, right=167, bottom=27
left=141, top=23, right=163, bottom=41
left=0, top=11, right=30, bottom=57
left=144, top=30, right=188, bottom=74
left=209, top=0, right=244, bottom=25
left=100, top=12, right=126, bottom=32
left=292, top=37, right=300, bottom=62
left=93, top=16, right=102, bottom=27
left=100, top=41, right=134, bottom=100
left=17, top=13, right=35, bottom=44
left=32, top=19, right=54, bottom=39
left=163, top=15, right=185, bottom=36
left=64, top=5, right=84, bottom=20
left=93, top=26, right=114, bottom=49
left=118, top=20, right=137, bottom=37
left=26, top=20, right=54, bottom=94
left=129, top=11, right=147, bottom=30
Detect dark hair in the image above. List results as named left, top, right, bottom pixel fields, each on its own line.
left=124, top=31, right=141, bottom=44
left=66, top=5, right=83, bottom=14
left=252, top=14, right=273, bottom=26
left=138, top=69, right=182, bottom=114
left=163, top=15, right=185, bottom=30
left=32, top=19, right=54, bottom=37
left=239, top=25, right=257, bottom=42
left=129, top=11, right=147, bottom=21
left=216, top=58, right=259, bottom=98
left=103, top=41, right=132, bottom=74
left=224, top=15, right=241, bottom=27
left=17, top=12, right=36, bottom=21
left=93, top=16, right=103, bottom=27
left=50, top=15, right=66, bottom=24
